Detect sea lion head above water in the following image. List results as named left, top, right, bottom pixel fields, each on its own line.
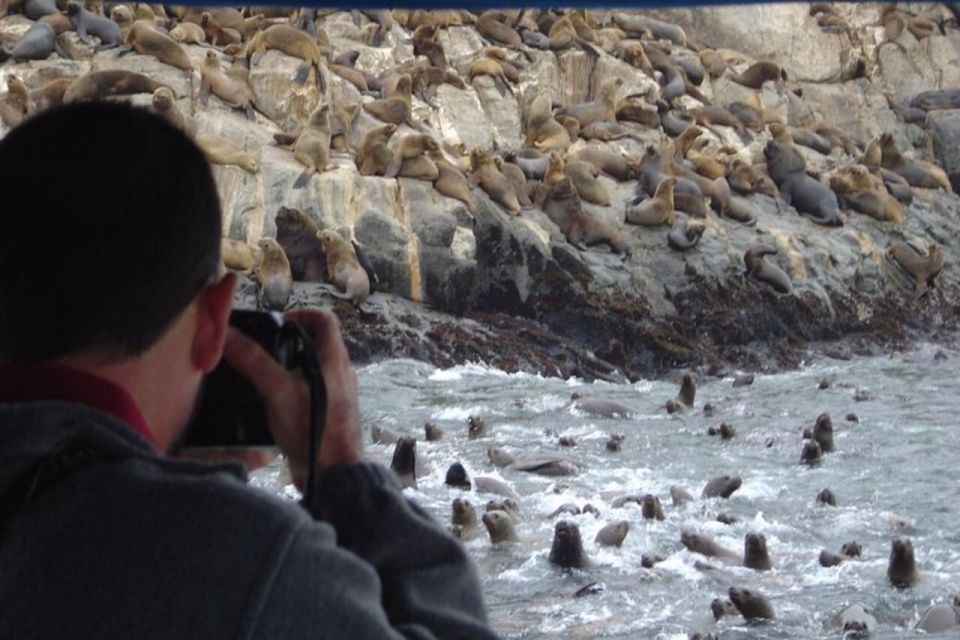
left=445, top=462, right=471, bottom=489
left=888, top=537, right=919, bottom=588
left=549, top=520, right=588, bottom=569
left=482, top=509, right=519, bottom=543
left=729, top=586, right=775, bottom=620
left=744, top=532, right=772, bottom=570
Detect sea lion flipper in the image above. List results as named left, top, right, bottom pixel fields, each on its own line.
left=116, top=46, right=134, bottom=58
left=294, top=64, right=309, bottom=85
left=293, top=168, right=314, bottom=189
left=244, top=102, right=256, bottom=121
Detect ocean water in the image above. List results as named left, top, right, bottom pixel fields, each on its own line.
left=255, top=342, right=960, bottom=639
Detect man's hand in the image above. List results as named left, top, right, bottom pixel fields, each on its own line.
left=222, top=309, right=363, bottom=491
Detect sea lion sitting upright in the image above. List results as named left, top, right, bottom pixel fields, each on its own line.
left=743, top=245, right=793, bottom=294
left=67, top=1, right=122, bottom=49
left=743, top=532, right=772, bottom=570
left=888, top=241, right=944, bottom=293
left=356, top=124, right=398, bottom=177
left=729, top=586, right=775, bottom=620
left=811, top=412, right=834, bottom=452
left=315, top=230, right=371, bottom=306
left=564, top=160, right=610, bottom=206
left=254, top=238, right=293, bottom=311
left=625, top=177, right=675, bottom=226
left=429, top=148, right=477, bottom=214
left=151, top=87, right=197, bottom=139
left=540, top=172, right=628, bottom=254
left=677, top=374, right=696, bottom=407
left=801, top=440, right=823, bottom=464
left=0, top=75, right=29, bottom=128
left=470, top=148, right=520, bottom=214
left=549, top=521, right=589, bottom=569
left=764, top=140, right=841, bottom=226
left=291, top=103, right=332, bottom=188
left=888, top=538, right=919, bottom=588
left=389, top=436, right=417, bottom=489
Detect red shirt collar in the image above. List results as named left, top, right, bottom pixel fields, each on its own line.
left=0, top=364, right=158, bottom=450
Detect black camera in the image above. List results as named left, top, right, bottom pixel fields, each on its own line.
left=179, top=310, right=323, bottom=449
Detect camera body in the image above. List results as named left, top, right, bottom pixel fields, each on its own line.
left=179, top=310, right=308, bottom=449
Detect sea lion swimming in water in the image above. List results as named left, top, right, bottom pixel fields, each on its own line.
left=681, top=531, right=742, bottom=562
left=702, top=475, right=741, bottom=498
left=570, top=392, right=631, bottom=418
left=729, top=586, right=775, bottom=620
left=595, top=521, right=629, bottom=547
left=743, top=532, right=772, bottom=570
left=915, top=597, right=960, bottom=633
left=482, top=509, right=519, bottom=543
left=549, top=521, right=589, bottom=569
left=888, top=537, right=919, bottom=588
left=389, top=436, right=417, bottom=489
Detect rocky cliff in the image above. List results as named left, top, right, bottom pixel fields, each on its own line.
left=2, top=3, right=958, bottom=380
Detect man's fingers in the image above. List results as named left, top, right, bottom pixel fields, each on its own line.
left=222, top=327, right=294, bottom=401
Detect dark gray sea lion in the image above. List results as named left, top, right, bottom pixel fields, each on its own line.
left=819, top=550, right=844, bottom=567
left=911, top=89, right=960, bottom=111
left=812, top=413, right=834, bottom=452
left=595, top=521, right=630, bottom=547
left=744, top=532, right=772, bottom=570
left=570, top=393, right=632, bottom=418
left=880, top=133, right=952, bottom=191
left=842, top=542, right=862, bottom=558
left=549, top=521, right=589, bottom=569
left=467, top=415, right=488, bottom=439
left=717, top=513, right=738, bottom=525
left=4, top=21, right=56, bottom=61
left=916, top=597, right=960, bottom=633
left=67, top=1, right=122, bottom=49
left=730, top=61, right=786, bottom=89
left=667, top=220, right=706, bottom=251
left=764, top=140, right=841, bottom=226
left=424, top=422, right=443, bottom=441
left=729, top=586, right=775, bottom=620
left=677, top=374, right=696, bottom=407
left=482, top=510, right=519, bottom=544
left=688, top=632, right=717, bottom=640
left=816, top=488, right=837, bottom=506
left=641, top=494, right=665, bottom=521
left=801, top=440, right=822, bottom=464
left=389, top=436, right=417, bottom=489
left=671, top=485, right=694, bottom=506
left=641, top=554, right=665, bottom=568
left=707, top=423, right=736, bottom=440
left=732, top=374, right=754, bottom=388
left=23, top=0, right=57, bottom=19
left=712, top=598, right=739, bottom=620
left=487, top=446, right=515, bottom=467
left=681, top=531, right=742, bottom=562
left=445, top=462, right=471, bottom=489
left=550, top=503, right=581, bottom=518
left=888, top=538, right=919, bottom=588
left=351, top=240, right=379, bottom=295
left=702, top=475, right=741, bottom=498
left=744, top=245, right=793, bottom=294
left=445, top=462, right=517, bottom=499
left=274, top=207, right=326, bottom=282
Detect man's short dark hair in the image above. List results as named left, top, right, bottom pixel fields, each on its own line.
left=0, top=101, right=222, bottom=363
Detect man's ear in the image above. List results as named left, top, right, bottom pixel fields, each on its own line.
left=192, top=273, right=237, bottom=373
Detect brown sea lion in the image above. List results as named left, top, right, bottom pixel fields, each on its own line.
left=123, top=20, right=192, bottom=71
left=412, top=23, right=447, bottom=69
left=711, top=177, right=758, bottom=224
left=711, top=598, right=739, bottom=620
left=290, top=103, right=332, bottom=188
left=494, top=157, right=531, bottom=206
left=816, top=488, right=837, bottom=506
left=524, top=91, right=571, bottom=153
left=564, top=160, right=610, bottom=206
left=169, top=22, right=207, bottom=45
left=151, top=87, right=197, bottom=138
left=200, top=11, right=240, bottom=47
left=700, top=49, right=728, bottom=77
left=801, top=440, right=823, bottom=464
left=811, top=413, right=834, bottom=452
left=595, top=521, right=630, bottom=548
left=220, top=238, right=262, bottom=273
left=730, top=61, right=786, bottom=89
left=425, top=422, right=444, bottom=442
left=879, top=133, right=952, bottom=191
left=468, top=47, right=516, bottom=97
left=541, top=174, right=628, bottom=254
left=389, top=436, right=417, bottom=489
left=744, top=245, right=792, bottom=294
left=316, top=230, right=371, bottom=305
left=31, top=77, right=73, bottom=111
left=888, top=538, right=919, bottom=588
left=744, top=532, right=772, bottom=570
left=450, top=498, right=478, bottom=539
left=557, top=78, right=622, bottom=128
left=364, top=74, right=412, bottom=125
left=477, top=10, right=521, bottom=48
left=0, top=75, right=29, bottom=127
left=729, top=586, right=775, bottom=620
left=702, top=475, right=741, bottom=499
left=470, top=148, right=521, bottom=214
left=430, top=149, right=477, bottom=214
left=200, top=51, right=261, bottom=122
left=63, top=69, right=169, bottom=104
left=356, top=124, right=398, bottom=177
left=681, top=531, right=742, bottom=562
left=625, top=177, right=675, bottom=226
left=549, top=521, right=589, bottom=569
left=197, top=135, right=259, bottom=173
left=275, top=206, right=326, bottom=282
left=482, top=510, right=519, bottom=544
left=641, top=494, right=665, bottom=521
left=677, top=374, right=696, bottom=407
left=255, top=237, right=292, bottom=311
left=567, top=146, right=631, bottom=181
left=887, top=241, right=944, bottom=293
left=468, top=416, right=488, bottom=439
left=829, top=164, right=905, bottom=223
left=245, top=24, right=325, bottom=86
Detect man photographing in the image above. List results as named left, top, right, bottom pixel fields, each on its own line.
left=0, top=102, right=499, bottom=639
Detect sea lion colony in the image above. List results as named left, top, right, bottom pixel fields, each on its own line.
left=0, top=4, right=953, bottom=310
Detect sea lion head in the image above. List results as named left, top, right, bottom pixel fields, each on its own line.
left=444, top=462, right=471, bottom=489
left=308, top=103, right=330, bottom=127
left=467, top=415, right=487, bottom=439
left=745, top=532, right=767, bottom=555
left=110, top=5, right=133, bottom=23
left=801, top=439, right=822, bottom=464
left=549, top=520, right=585, bottom=569
left=678, top=373, right=695, bottom=406
left=200, top=11, right=212, bottom=26
left=841, top=541, right=862, bottom=558
left=204, top=50, right=220, bottom=67
left=640, top=494, right=662, bottom=520
left=151, top=87, right=174, bottom=112
left=66, top=1, right=81, bottom=16
left=451, top=498, right=476, bottom=526
left=481, top=510, right=517, bottom=543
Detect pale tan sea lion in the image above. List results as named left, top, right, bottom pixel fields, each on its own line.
left=123, top=20, right=192, bottom=71
left=151, top=87, right=197, bottom=139
left=63, top=69, right=168, bottom=103
left=887, top=241, right=944, bottom=293
left=195, top=133, right=259, bottom=173
left=255, top=237, right=292, bottom=310
left=430, top=149, right=477, bottom=213
left=201, top=51, right=261, bottom=121
left=221, top=238, right=262, bottom=273
left=482, top=509, right=519, bottom=543
left=625, top=177, right=675, bottom=226
left=595, top=521, right=630, bottom=548
left=470, top=147, right=521, bottom=214
left=356, top=124, right=398, bottom=177
left=316, top=230, right=371, bottom=305
left=564, top=160, right=610, bottom=206
left=245, top=24, right=324, bottom=86
left=291, top=103, right=332, bottom=188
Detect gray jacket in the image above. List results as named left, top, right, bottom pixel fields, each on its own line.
left=0, top=402, right=500, bottom=639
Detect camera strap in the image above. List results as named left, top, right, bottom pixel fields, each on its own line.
left=281, top=323, right=326, bottom=505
